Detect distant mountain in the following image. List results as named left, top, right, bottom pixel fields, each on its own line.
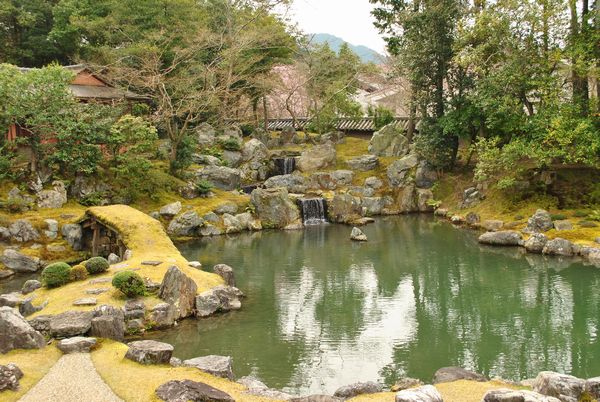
left=310, top=33, right=384, bottom=64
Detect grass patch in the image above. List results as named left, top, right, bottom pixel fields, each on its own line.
left=92, top=340, right=282, bottom=402
left=0, top=345, right=62, bottom=402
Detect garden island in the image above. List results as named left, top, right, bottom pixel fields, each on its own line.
left=0, top=1, right=599, bottom=401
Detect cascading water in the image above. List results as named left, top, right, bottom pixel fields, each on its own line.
left=274, top=157, right=296, bottom=175
left=298, top=198, right=328, bottom=225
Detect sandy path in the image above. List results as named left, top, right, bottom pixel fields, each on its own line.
left=19, top=353, right=123, bottom=402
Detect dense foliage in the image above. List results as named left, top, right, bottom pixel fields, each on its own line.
left=371, top=0, right=599, bottom=183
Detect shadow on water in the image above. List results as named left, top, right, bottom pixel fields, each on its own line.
left=146, top=215, right=600, bottom=395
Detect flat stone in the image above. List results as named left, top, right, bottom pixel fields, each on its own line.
left=183, top=355, right=234, bottom=380
left=85, top=288, right=109, bottom=295
left=49, top=310, right=94, bottom=338
left=57, top=337, right=97, bottom=354
left=156, top=380, right=234, bottom=402
left=141, top=261, right=162, bottom=266
left=554, top=220, right=573, bottom=231
left=395, top=385, right=443, bottom=402
left=126, top=340, right=174, bottom=365
left=433, top=367, right=487, bottom=383
left=483, top=388, right=561, bottom=402
left=478, top=231, right=522, bottom=246
left=73, top=298, right=97, bottom=306
left=88, top=278, right=111, bottom=284
left=334, top=382, right=382, bottom=398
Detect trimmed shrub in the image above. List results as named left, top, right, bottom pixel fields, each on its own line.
left=112, top=270, right=146, bottom=298
left=69, top=264, right=88, bottom=281
left=42, top=262, right=71, bottom=288
left=85, top=257, right=110, bottom=275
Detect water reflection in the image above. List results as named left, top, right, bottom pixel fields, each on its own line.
left=148, top=216, right=600, bottom=395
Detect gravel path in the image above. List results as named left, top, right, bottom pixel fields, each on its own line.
left=19, top=353, right=123, bottom=402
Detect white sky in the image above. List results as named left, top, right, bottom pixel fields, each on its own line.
left=286, top=0, right=387, bottom=54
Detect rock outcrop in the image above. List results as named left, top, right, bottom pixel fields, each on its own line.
left=0, top=307, right=45, bottom=353
left=251, top=188, right=300, bottom=229
left=156, top=380, right=234, bottom=402
left=0, top=249, right=42, bottom=272
left=195, top=286, right=243, bottom=317
left=368, top=124, right=409, bottom=157
left=158, top=266, right=198, bottom=320
left=196, top=166, right=241, bottom=190
left=297, top=143, right=336, bottom=172
left=167, top=211, right=204, bottom=237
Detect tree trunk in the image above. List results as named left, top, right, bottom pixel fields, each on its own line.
left=262, top=96, right=268, bottom=132
left=570, top=0, right=589, bottom=115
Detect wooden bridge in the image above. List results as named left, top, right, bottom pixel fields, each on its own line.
left=266, top=117, right=411, bottom=134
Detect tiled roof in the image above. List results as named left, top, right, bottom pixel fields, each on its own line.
left=267, top=117, right=411, bottom=132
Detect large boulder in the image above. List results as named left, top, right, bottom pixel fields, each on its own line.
left=250, top=188, right=300, bottom=229
left=415, top=161, right=438, bottom=189
left=297, top=143, right=336, bottom=172
left=156, top=380, right=234, bottom=402
left=196, top=166, right=241, bottom=190
left=222, top=214, right=242, bottom=234
left=0, top=249, right=42, bottom=273
left=532, top=371, right=585, bottom=401
left=265, top=174, right=309, bottom=193
left=525, top=233, right=549, bottom=254
left=0, top=307, right=45, bottom=353
left=8, top=220, right=40, bottom=242
left=241, top=139, right=269, bottom=163
left=195, top=122, right=216, bottom=148
left=328, top=193, right=362, bottom=224
left=61, top=224, right=83, bottom=250
left=235, top=212, right=262, bottom=232
left=331, top=170, right=354, bottom=186
left=183, top=355, right=234, bottom=380
left=167, top=211, right=204, bottom=237
left=362, top=197, right=386, bottom=216
left=126, top=340, right=174, bottom=365
left=37, top=181, right=67, bottom=209
left=347, top=155, right=379, bottom=171
left=334, top=382, right=382, bottom=399
left=398, top=185, right=418, bottom=213
left=478, top=231, right=523, bottom=246
left=222, top=151, right=242, bottom=168
left=149, top=303, right=177, bottom=329
left=159, top=202, right=182, bottom=217
left=417, top=189, right=434, bottom=212
left=0, top=363, right=23, bottom=392
left=387, top=154, right=418, bottom=187
left=49, top=310, right=93, bottom=338
left=482, top=389, right=561, bottom=402
left=433, top=367, right=487, bottom=384
left=525, top=210, right=554, bottom=233
left=395, top=385, right=443, bottom=402
left=195, top=286, right=243, bottom=317
left=213, top=264, right=236, bottom=287
left=90, top=305, right=125, bottom=341
left=158, top=266, right=198, bottom=320
left=369, top=124, right=409, bottom=157
left=542, top=238, right=577, bottom=257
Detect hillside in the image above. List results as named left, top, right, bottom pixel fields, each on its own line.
left=311, top=33, right=384, bottom=64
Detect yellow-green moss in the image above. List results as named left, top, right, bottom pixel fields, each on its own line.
left=28, top=205, right=224, bottom=317
left=0, top=345, right=62, bottom=402
left=92, top=340, right=283, bottom=402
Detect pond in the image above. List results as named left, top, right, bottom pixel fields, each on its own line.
left=149, top=215, right=600, bottom=395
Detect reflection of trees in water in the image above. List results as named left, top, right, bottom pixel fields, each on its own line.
left=172, top=216, right=600, bottom=394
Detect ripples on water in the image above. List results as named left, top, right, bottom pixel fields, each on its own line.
left=75, top=216, right=600, bottom=393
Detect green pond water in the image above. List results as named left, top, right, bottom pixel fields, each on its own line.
left=147, top=215, right=600, bottom=394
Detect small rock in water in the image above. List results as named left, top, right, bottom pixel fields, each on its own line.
left=188, top=261, right=202, bottom=269
left=350, top=227, right=368, bottom=242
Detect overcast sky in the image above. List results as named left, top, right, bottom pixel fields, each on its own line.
left=286, top=0, right=387, bottom=54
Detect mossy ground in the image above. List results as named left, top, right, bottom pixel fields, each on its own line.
left=28, top=205, right=224, bottom=317
left=92, top=340, right=283, bottom=402
left=434, top=170, right=600, bottom=247
left=0, top=345, right=62, bottom=401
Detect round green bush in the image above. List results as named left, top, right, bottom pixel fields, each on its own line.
left=85, top=257, right=110, bottom=275
left=112, top=270, right=146, bottom=298
left=69, top=264, right=88, bottom=281
left=41, top=262, right=71, bottom=288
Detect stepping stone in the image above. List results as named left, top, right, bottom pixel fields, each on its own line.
left=141, top=261, right=162, bottom=266
left=57, top=337, right=97, bottom=354
left=183, top=355, right=234, bottom=380
left=88, top=278, right=111, bottom=285
left=112, top=263, right=129, bottom=270
left=156, top=380, right=233, bottom=402
left=85, top=288, right=109, bottom=295
left=73, top=298, right=97, bottom=306
left=125, top=340, right=173, bottom=365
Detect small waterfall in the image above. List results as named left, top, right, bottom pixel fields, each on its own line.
left=298, top=198, right=328, bottom=225
left=274, top=157, right=296, bottom=175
